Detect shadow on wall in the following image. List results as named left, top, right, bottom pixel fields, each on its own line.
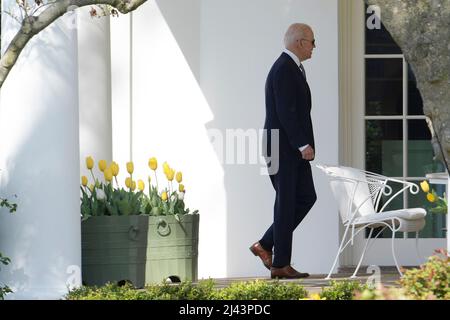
left=0, top=17, right=81, bottom=298
left=129, top=1, right=228, bottom=279
left=156, top=0, right=296, bottom=278
left=197, top=2, right=290, bottom=278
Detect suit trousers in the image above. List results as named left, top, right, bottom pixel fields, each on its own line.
left=260, top=156, right=316, bottom=267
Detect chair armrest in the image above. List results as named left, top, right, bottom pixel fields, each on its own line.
left=375, top=178, right=420, bottom=212
left=317, top=165, right=393, bottom=223
left=328, top=166, right=420, bottom=213
left=316, top=164, right=419, bottom=218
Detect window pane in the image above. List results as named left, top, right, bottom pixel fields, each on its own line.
left=408, top=66, right=424, bottom=115
left=408, top=120, right=445, bottom=177
left=365, top=5, right=402, bottom=54
left=408, top=182, right=446, bottom=238
left=366, top=120, right=403, bottom=176
left=366, top=59, right=403, bottom=116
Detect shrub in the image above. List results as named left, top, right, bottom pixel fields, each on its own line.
left=218, top=280, right=308, bottom=300
left=320, top=280, right=368, bottom=300
left=65, top=279, right=308, bottom=300
left=355, top=249, right=449, bottom=300
left=66, top=283, right=143, bottom=300
left=355, top=286, right=413, bottom=300
left=399, top=249, right=450, bottom=300
left=66, top=280, right=219, bottom=300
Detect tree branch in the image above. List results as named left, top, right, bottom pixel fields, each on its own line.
left=0, top=0, right=147, bottom=89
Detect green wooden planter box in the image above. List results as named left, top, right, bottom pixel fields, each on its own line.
left=81, top=214, right=199, bottom=287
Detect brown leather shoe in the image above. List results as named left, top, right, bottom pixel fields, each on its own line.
left=249, top=242, right=272, bottom=270
left=270, top=265, right=310, bottom=279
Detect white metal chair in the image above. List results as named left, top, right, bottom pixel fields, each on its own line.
left=317, top=164, right=426, bottom=279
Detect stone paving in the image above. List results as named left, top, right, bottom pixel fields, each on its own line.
left=205, top=268, right=403, bottom=294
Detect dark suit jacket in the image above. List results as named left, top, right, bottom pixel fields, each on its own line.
left=264, top=52, right=315, bottom=160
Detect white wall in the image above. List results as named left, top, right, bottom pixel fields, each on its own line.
left=156, top=0, right=201, bottom=81
left=110, top=6, right=132, bottom=171
left=200, top=0, right=340, bottom=276
left=111, top=0, right=340, bottom=278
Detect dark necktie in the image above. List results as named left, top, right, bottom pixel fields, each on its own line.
left=299, top=63, right=307, bottom=80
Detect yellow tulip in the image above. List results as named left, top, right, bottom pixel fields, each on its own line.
left=176, top=171, right=183, bottom=183
left=420, top=181, right=430, bottom=193
left=179, top=184, right=185, bottom=192
left=165, top=168, right=175, bottom=181
left=131, top=181, right=136, bottom=191
left=104, top=168, right=113, bottom=182
left=138, top=179, right=145, bottom=191
left=110, top=162, right=119, bottom=177
left=163, top=162, right=170, bottom=175
left=127, top=161, right=134, bottom=174
left=81, top=176, right=88, bottom=187
left=86, top=156, right=94, bottom=170
left=148, top=157, right=158, bottom=171
left=98, top=160, right=107, bottom=172
left=427, top=193, right=436, bottom=203
left=310, top=293, right=322, bottom=300
left=125, top=177, right=132, bottom=188
left=88, top=184, right=95, bottom=192
left=161, top=191, right=168, bottom=201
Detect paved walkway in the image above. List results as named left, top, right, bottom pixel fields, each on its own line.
left=207, top=270, right=402, bottom=294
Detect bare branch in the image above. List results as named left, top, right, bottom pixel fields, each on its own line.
left=0, top=0, right=147, bottom=88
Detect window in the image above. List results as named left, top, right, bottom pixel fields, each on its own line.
left=364, top=6, right=445, bottom=239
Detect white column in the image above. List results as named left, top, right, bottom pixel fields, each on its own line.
left=0, top=1, right=81, bottom=299
left=78, top=8, right=112, bottom=178
left=110, top=9, right=131, bottom=184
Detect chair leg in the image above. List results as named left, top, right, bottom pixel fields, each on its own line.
left=391, top=225, right=403, bottom=277
left=415, top=232, right=422, bottom=265
left=325, top=224, right=351, bottom=280
left=351, top=228, right=374, bottom=278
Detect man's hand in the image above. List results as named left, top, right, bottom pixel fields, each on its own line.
left=301, top=146, right=315, bottom=161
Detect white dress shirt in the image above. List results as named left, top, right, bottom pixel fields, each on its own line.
left=283, top=49, right=310, bottom=153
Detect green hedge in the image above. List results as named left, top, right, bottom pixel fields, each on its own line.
left=66, top=279, right=371, bottom=300
left=320, top=280, right=368, bottom=300
left=66, top=279, right=308, bottom=300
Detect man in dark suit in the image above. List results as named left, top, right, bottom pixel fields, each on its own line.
left=250, top=23, right=317, bottom=279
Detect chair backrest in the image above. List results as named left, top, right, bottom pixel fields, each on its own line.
left=317, top=165, right=377, bottom=224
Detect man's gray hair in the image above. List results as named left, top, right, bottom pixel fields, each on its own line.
left=284, top=23, right=311, bottom=48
